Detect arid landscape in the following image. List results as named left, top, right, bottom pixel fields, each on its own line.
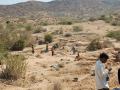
left=0, top=0, right=120, bottom=90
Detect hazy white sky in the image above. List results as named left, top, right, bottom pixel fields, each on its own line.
left=0, top=0, right=53, bottom=5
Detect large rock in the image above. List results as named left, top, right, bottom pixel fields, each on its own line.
left=113, top=43, right=120, bottom=50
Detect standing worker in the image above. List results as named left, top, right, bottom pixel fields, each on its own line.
left=95, top=53, right=112, bottom=90
left=46, top=43, right=49, bottom=52
left=32, top=44, right=35, bottom=54
left=51, top=47, right=54, bottom=56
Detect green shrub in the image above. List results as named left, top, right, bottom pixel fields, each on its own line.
left=73, top=26, right=83, bottom=32
left=10, top=39, right=25, bottom=51
left=107, top=31, right=120, bottom=41
left=40, top=22, right=48, bottom=26
left=25, top=24, right=32, bottom=31
left=111, top=21, right=117, bottom=26
left=87, top=39, right=102, bottom=51
left=111, top=20, right=120, bottom=26
left=58, top=21, right=72, bottom=25
left=99, top=15, right=106, bottom=20
left=6, top=21, right=10, bottom=24
left=0, top=54, right=26, bottom=80
left=33, top=27, right=47, bottom=34
left=0, top=27, right=32, bottom=51
left=33, top=27, right=42, bottom=33
left=6, top=23, right=16, bottom=30
left=89, top=17, right=96, bottom=22
left=44, top=34, right=53, bottom=43
left=17, top=23, right=25, bottom=29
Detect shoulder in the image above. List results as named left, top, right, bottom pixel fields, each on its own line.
left=96, top=60, right=103, bottom=68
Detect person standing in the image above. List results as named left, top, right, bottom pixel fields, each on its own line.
left=72, top=46, right=76, bottom=55
left=51, top=47, right=54, bottom=56
left=32, top=45, right=35, bottom=54
left=95, top=53, right=111, bottom=90
left=45, top=43, right=49, bottom=52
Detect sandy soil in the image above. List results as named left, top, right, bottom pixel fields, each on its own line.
left=0, top=20, right=120, bottom=90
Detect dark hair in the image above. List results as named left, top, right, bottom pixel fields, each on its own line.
left=99, top=53, right=109, bottom=59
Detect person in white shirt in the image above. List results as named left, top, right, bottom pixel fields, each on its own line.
left=95, top=53, right=111, bottom=90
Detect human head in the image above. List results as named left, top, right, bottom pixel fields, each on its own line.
left=99, top=53, right=109, bottom=63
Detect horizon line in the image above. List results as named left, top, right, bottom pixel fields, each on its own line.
left=0, top=0, right=54, bottom=5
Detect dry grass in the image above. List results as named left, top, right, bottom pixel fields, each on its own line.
left=53, top=82, right=62, bottom=90
left=0, top=54, right=26, bottom=80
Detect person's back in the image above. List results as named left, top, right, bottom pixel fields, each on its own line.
left=95, top=60, right=109, bottom=90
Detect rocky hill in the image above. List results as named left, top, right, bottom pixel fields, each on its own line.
left=0, top=0, right=120, bottom=19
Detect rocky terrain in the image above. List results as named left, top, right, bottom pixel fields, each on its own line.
left=0, top=20, right=119, bottom=90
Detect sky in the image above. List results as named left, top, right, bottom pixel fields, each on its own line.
left=0, top=0, right=53, bottom=5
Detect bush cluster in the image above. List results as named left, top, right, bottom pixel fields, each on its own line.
left=87, top=39, right=102, bottom=51
left=73, top=26, right=83, bottom=32
left=44, top=34, right=53, bottom=43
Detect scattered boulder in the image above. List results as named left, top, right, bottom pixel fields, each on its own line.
left=101, top=40, right=114, bottom=48
left=50, top=63, right=64, bottom=71
left=72, top=77, right=78, bottom=82
left=113, top=43, right=120, bottom=50
left=90, top=70, right=95, bottom=76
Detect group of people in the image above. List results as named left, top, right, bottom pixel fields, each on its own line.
left=95, top=52, right=120, bottom=90
left=31, top=42, right=120, bottom=90
left=31, top=43, right=55, bottom=56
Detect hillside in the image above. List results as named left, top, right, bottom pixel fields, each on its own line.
left=0, top=0, right=120, bottom=19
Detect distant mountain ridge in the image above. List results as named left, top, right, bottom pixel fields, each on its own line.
left=0, top=0, right=120, bottom=19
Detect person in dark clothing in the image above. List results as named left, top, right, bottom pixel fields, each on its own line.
left=46, top=43, right=49, bottom=52
left=75, top=52, right=80, bottom=61
left=51, top=47, right=54, bottom=56
left=32, top=45, right=35, bottom=54
left=72, top=46, right=76, bottom=54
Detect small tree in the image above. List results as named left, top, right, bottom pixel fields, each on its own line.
left=44, top=34, right=53, bottom=43
left=58, top=21, right=72, bottom=25
left=10, top=39, right=25, bottom=51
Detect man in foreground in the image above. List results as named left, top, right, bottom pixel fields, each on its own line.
left=95, top=53, right=111, bottom=90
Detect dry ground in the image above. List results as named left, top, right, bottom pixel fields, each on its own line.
left=0, top=20, right=120, bottom=90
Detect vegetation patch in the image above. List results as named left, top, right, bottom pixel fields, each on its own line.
left=0, top=54, right=26, bottom=80
left=106, top=31, right=120, bottom=41
left=87, top=39, right=102, bottom=51
left=44, top=33, right=53, bottom=43
left=73, top=26, right=83, bottom=32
